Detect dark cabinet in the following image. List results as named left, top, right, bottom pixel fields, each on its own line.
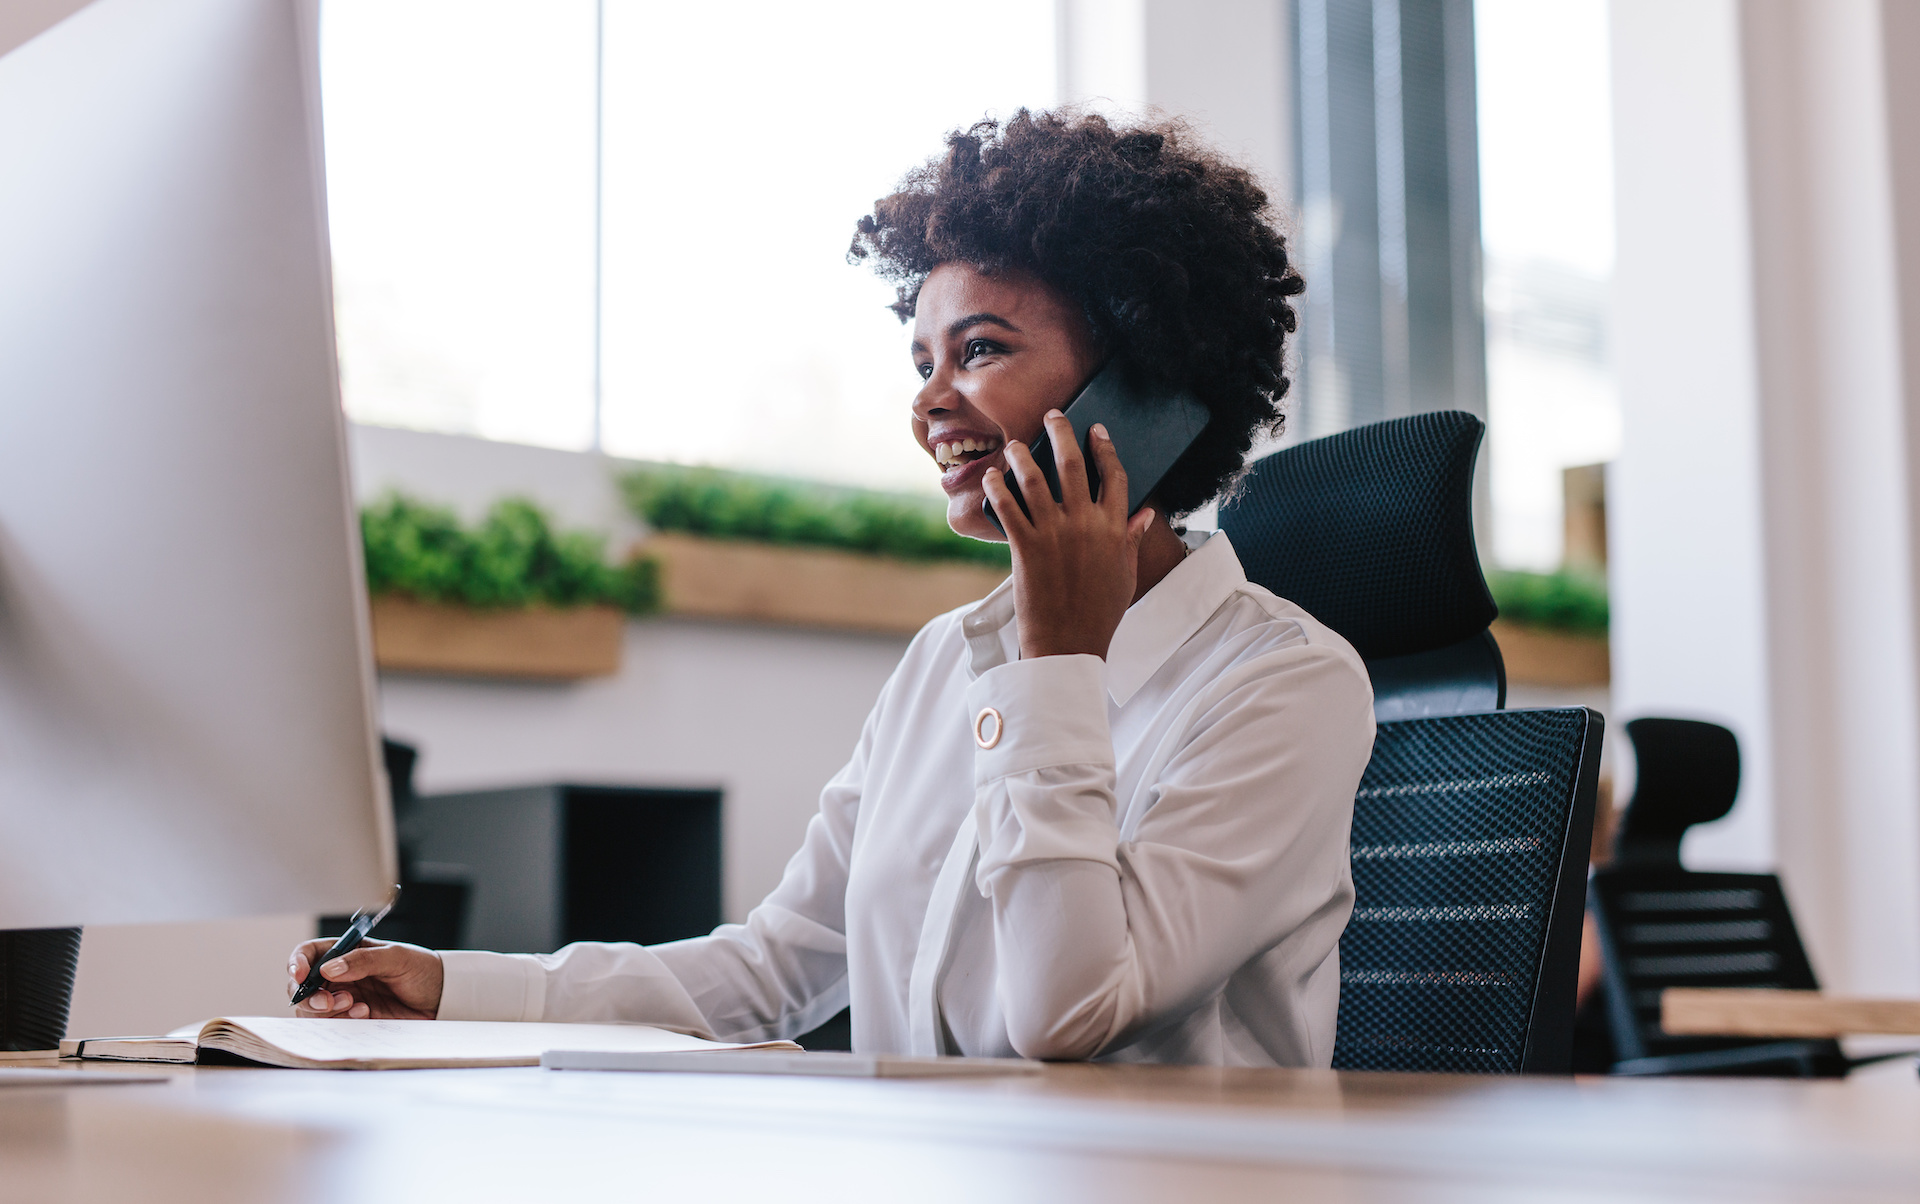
left=399, top=784, right=723, bottom=953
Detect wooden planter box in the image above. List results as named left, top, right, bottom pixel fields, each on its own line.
left=1490, top=619, right=1610, bottom=688
left=642, top=532, right=1009, bottom=636
left=370, top=596, right=624, bottom=680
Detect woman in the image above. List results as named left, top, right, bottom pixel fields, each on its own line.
left=291, top=110, right=1375, bottom=1066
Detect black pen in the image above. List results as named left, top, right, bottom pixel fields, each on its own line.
left=290, top=888, right=399, bottom=1007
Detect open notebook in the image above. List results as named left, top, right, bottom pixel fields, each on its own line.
left=61, top=1017, right=799, bottom=1070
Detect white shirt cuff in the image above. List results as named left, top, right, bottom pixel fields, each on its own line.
left=437, top=949, right=548, bottom=1022
left=966, top=654, right=1113, bottom=781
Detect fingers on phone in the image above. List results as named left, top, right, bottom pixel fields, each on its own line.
left=1044, top=410, right=1089, bottom=504
left=982, top=467, right=1028, bottom=535
left=1005, top=441, right=1053, bottom=512
left=1089, top=423, right=1128, bottom=510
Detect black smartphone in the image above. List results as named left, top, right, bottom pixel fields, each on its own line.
left=984, top=359, right=1210, bottom=534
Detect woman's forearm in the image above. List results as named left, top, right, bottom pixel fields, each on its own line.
left=968, top=643, right=1373, bottom=1061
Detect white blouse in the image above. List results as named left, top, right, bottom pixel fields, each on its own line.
left=438, top=531, right=1376, bottom=1066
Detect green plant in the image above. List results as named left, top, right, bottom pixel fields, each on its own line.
left=361, top=492, right=660, bottom=614
left=619, top=465, right=1011, bottom=568
left=1487, top=568, right=1609, bottom=636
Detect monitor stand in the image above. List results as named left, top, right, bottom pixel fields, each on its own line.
left=0, top=928, right=83, bottom=1055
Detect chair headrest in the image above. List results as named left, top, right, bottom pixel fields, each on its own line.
left=1614, top=718, right=1740, bottom=867
left=1217, top=411, right=1496, bottom=660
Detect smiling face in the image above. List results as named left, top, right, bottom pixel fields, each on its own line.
left=911, top=262, right=1102, bottom=540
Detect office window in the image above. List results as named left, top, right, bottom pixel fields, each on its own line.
left=321, top=1, right=599, bottom=450
left=321, top=0, right=1056, bottom=495
left=1475, top=0, right=1619, bottom=570
left=1288, top=0, right=1485, bottom=441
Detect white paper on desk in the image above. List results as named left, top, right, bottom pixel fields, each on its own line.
left=190, top=1017, right=798, bottom=1070
left=0, top=1067, right=171, bottom=1085
left=543, top=1048, right=1044, bottom=1078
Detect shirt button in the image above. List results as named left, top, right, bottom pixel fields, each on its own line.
left=974, top=707, right=1004, bottom=749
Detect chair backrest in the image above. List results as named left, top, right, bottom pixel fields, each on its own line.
left=1333, top=706, right=1603, bottom=1073
left=1224, top=413, right=1593, bottom=1072
left=1219, top=410, right=1504, bottom=719
left=1589, top=718, right=1844, bottom=1075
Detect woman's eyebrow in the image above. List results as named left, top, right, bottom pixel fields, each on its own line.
left=910, top=313, right=1023, bottom=358
left=948, top=313, right=1022, bottom=339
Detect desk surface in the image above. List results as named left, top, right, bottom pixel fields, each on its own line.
left=4, top=1058, right=1917, bottom=1203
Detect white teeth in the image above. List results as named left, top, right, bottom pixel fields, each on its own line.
left=934, top=437, right=1002, bottom=469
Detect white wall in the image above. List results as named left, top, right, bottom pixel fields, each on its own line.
left=352, top=424, right=910, bottom=923
left=351, top=422, right=642, bottom=540
left=1609, top=0, right=1920, bottom=993
left=379, top=619, right=905, bottom=924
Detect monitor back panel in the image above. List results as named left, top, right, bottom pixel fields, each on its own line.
left=0, top=0, right=392, bottom=926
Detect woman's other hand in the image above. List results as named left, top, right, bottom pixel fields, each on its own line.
left=985, top=410, right=1155, bottom=660
left=288, top=937, right=444, bottom=1020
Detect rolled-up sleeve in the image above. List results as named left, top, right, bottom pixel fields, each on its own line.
left=966, top=642, right=1373, bottom=1062
left=968, top=654, right=1120, bottom=880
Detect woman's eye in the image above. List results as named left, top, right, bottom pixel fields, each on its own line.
left=964, top=338, right=1000, bottom=362
left=916, top=362, right=933, bottom=380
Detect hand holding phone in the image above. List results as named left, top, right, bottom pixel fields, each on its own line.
left=981, top=361, right=1210, bottom=660
left=983, top=360, right=1209, bottom=533
left=986, top=411, right=1158, bottom=660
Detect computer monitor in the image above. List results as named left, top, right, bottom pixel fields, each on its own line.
left=0, top=0, right=394, bottom=929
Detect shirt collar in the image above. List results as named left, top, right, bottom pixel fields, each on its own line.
left=958, top=529, right=1248, bottom=706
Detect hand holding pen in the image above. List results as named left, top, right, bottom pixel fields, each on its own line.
left=287, top=891, right=445, bottom=1020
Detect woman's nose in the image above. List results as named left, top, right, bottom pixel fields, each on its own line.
left=913, top=368, right=958, bottom=421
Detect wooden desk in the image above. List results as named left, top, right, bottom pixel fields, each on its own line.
left=1665, top=988, right=1920, bottom=1038
left=4, top=1059, right=1917, bottom=1202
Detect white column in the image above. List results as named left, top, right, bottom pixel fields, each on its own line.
left=1608, top=0, right=1774, bottom=867
left=1741, top=0, right=1920, bottom=995
left=1610, top=0, right=1920, bottom=992
left=1056, top=0, right=1148, bottom=114
left=1056, top=0, right=1292, bottom=201
left=1142, top=0, right=1291, bottom=199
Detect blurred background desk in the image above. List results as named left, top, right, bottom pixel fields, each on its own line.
left=7, top=1060, right=1917, bottom=1203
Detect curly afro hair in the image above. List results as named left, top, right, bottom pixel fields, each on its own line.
left=848, top=108, right=1304, bottom=517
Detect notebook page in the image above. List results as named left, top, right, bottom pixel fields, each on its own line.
left=200, top=1017, right=797, bottom=1069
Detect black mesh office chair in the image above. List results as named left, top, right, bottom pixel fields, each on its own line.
left=1589, top=719, right=1847, bottom=1076
left=1223, top=409, right=1505, bottom=719
left=1220, top=411, right=1603, bottom=1073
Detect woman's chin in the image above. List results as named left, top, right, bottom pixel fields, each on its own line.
left=946, top=493, right=1008, bottom=543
